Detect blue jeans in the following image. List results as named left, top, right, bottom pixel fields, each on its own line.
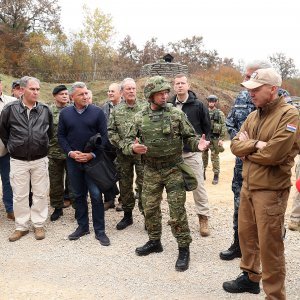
left=0, top=153, right=13, bottom=213
left=66, top=158, right=105, bottom=234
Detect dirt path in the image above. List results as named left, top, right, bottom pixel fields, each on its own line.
left=0, top=141, right=299, bottom=299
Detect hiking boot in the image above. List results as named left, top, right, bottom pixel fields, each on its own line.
left=34, top=227, right=45, bottom=240
left=104, top=200, right=115, bottom=211
left=223, top=272, right=260, bottom=294
left=220, top=231, right=241, bottom=260
left=50, top=208, right=63, bottom=221
left=95, top=232, right=110, bottom=246
left=288, top=220, right=300, bottom=231
left=212, top=173, right=219, bottom=185
left=198, top=215, right=210, bottom=237
left=135, top=240, right=163, bottom=256
left=175, top=247, right=190, bottom=272
left=68, top=227, right=90, bottom=240
left=7, top=212, right=15, bottom=221
left=9, top=230, right=29, bottom=242
left=116, top=211, right=133, bottom=230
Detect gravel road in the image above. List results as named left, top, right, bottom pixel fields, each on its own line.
left=0, top=141, right=299, bottom=300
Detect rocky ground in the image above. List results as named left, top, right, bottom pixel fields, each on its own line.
left=0, top=141, right=299, bottom=300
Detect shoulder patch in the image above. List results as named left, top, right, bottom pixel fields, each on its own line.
left=286, top=124, right=297, bottom=132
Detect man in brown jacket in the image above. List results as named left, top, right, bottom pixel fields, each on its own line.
left=223, top=68, right=300, bottom=300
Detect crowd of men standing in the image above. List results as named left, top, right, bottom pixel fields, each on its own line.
left=0, top=60, right=300, bottom=299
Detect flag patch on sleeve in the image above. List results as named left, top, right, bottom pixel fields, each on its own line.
left=286, top=124, right=297, bottom=132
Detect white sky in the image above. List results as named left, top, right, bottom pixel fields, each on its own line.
left=60, top=0, right=300, bottom=71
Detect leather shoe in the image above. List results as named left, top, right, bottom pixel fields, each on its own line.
left=223, top=272, right=260, bottom=294
left=104, top=200, right=115, bottom=211
left=135, top=240, right=163, bottom=256
left=175, top=247, right=190, bottom=272
left=95, top=232, right=110, bottom=246
left=68, top=227, right=90, bottom=240
left=50, top=208, right=63, bottom=221
left=7, top=212, right=15, bottom=221
left=9, top=230, right=29, bottom=242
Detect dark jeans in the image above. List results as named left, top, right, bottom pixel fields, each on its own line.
left=0, top=153, right=13, bottom=213
left=66, top=158, right=105, bottom=234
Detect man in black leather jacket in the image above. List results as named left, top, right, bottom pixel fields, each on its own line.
left=0, top=76, right=53, bottom=242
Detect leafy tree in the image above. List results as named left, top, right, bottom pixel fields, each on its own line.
left=269, top=52, right=298, bottom=80
left=139, top=38, right=166, bottom=65
left=0, top=0, right=61, bottom=74
left=77, top=5, right=114, bottom=79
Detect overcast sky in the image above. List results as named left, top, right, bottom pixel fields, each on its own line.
left=59, top=0, right=300, bottom=71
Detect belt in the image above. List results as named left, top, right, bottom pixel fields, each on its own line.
left=144, top=157, right=182, bottom=170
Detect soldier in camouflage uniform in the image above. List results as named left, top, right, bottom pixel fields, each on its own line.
left=123, top=76, right=210, bottom=272
left=49, top=85, right=73, bottom=221
left=108, top=78, right=145, bottom=230
left=202, top=95, right=226, bottom=185
left=220, top=60, right=292, bottom=261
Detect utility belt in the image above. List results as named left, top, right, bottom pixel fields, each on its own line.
left=144, top=155, right=182, bottom=170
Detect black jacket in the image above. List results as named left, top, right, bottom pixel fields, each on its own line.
left=170, top=90, right=211, bottom=152
left=0, top=100, right=53, bottom=161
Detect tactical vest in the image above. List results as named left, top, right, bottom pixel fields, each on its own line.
left=139, top=106, right=182, bottom=159
left=210, top=109, right=222, bottom=136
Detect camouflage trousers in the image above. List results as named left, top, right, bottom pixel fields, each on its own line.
left=142, top=163, right=192, bottom=247
left=117, top=152, right=143, bottom=213
left=202, top=139, right=220, bottom=174
left=49, top=157, right=73, bottom=209
left=232, top=157, right=243, bottom=231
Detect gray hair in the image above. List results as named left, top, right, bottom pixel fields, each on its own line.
left=120, top=78, right=135, bottom=91
left=246, top=60, right=272, bottom=70
left=19, top=76, right=40, bottom=87
left=69, top=82, right=87, bottom=95
left=109, top=82, right=121, bottom=92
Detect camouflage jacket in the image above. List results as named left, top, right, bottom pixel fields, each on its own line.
left=48, top=104, right=66, bottom=159
left=123, top=104, right=200, bottom=160
left=226, top=88, right=291, bottom=140
left=208, top=108, right=226, bottom=140
left=108, top=100, right=146, bottom=150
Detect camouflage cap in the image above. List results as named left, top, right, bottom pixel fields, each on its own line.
left=207, top=95, right=218, bottom=102
left=144, top=76, right=171, bottom=99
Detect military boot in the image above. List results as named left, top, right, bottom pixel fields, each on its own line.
left=212, top=173, right=219, bottom=185
left=116, top=211, right=133, bottom=230
left=175, top=247, right=190, bottom=272
left=198, top=215, right=210, bottom=237
left=50, top=208, right=63, bottom=221
left=135, top=240, right=163, bottom=256
left=223, top=272, right=260, bottom=294
left=219, top=231, right=241, bottom=260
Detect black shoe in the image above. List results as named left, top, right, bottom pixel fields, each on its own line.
left=68, top=227, right=90, bottom=240
left=50, top=208, right=63, bottom=221
left=95, top=232, right=110, bottom=246
left=223, top=272, right=260, bottom=294
left=175, top=247, right=190, bottom=272
left=220, top=235, right=241, bottom=260
left=116, top=211, right=133, bottom=230
left=135, top=240, right=163, bottom=256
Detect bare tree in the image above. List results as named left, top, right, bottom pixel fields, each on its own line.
left=269, top=52, right=298, bottom=80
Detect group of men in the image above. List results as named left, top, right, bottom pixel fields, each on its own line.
left=0, top=60, right=299, bottom=299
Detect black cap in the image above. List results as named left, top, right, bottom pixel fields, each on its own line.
left=52, top=85, right=68, bottom=95
left=12, top=80, right=20, bottom=89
